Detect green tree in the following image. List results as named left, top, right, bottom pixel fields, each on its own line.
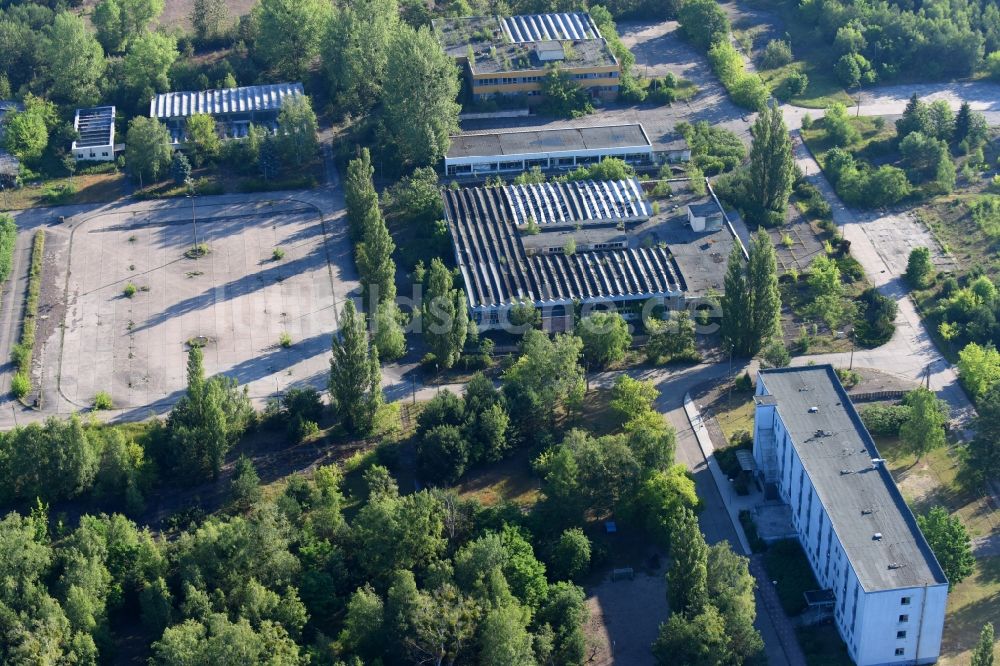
left=503, top=331, right=584, bottom=436
left=356, top=186, right=396, bottom=304
left=93, top=0, right=165, bottom=52
left=899, top=387, right=947, bottom=460
left=373, top=301, right=406, bottom=361
left=721, top=243, right=750, bottom=356
left=824, top=102, right=861, bottom=147
left=324, top=0, right=398, bottom=113
left=407, top=584, right=479, bottom=665
left=906, top=247, right=933, bottom=288
left=610, top=375, right=659, bottom=423
left=329, top=299, right=382, bottom=435
left=747, top=102, right=794, bottom=225
left=834, top=52, right=874, bottom=88
left=353, top=489, right=446, bottom=580
left=186, top=113, right=221, bottom=166
left=678, top=0, right=731, bottom=50
left=151, top=614, right=302, bottom=664
left=480, top=603, right=536, bottom=666
left=967, top=382, right=1000, bottom=482
left=576, top=311, right=631, bottom=368
left=806, top=255, right=847, bottom=329
left=1, top=109, right=48, bottom=164
left=539, top=66, right=594, bottom=119
left=41, top=12, right=106, bottom=106
left=190, top=0, right=231, bottom=43
left=417, top=424, right=469, bottom=485
left=653, top=605, right=728, bottom=666
left=896, top=94, right=931, bottom=140
left=707, top=543, right=763, bottom=662
left=917, top=506, right=975, bottom=589
left=230, top=454, right=262, bottom=510
left=340, top=584, right=385, bottom=659
left=171, top=151, right=192, bottom=186
left=383, top=24, right=461, bottom=165
left=667, top=507, right=709, bottom=615
left=123, top=31, right=178, bottom=101
left=422, top=258, right=469, bottom=369
left=646, top=309, right=697, bottom=364
left=125, top=117, right=172, bottom=183
left=276, top=95, right=318, bottom=166
left=971, top=622, right=995, bottom=666
left=958, top=342, right=1000, bottom=399
left=747, top=229, right=781, bottom=350
left=550, top=528, right=591, bottom=582
left=345, top=148, right=379, bottom=241
left=252, top=0, right=332, bottom=79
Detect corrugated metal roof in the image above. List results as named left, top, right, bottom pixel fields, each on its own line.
left=149, top=83, right=304, bottom=119
left=72, top=106, right=115, bottom=149
left=443, top=182, right=684, bottom=309
left=501, top=12, right=602, bottom=43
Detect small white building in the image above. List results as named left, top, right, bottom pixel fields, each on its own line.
left=72, top=106, right=116, bottom=162
left=753, top=366, right=948, bottom=666
left=686, top=201, right=724, bottom=232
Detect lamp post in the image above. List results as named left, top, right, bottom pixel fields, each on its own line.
left=185, top=177, right=199, bottom=252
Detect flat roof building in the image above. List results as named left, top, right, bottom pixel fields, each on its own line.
left=72, top=106, right=116, bottom=162
left=434, top=13, right=620, bottom=104
left=149, top=82, right=303, bottom=145
left=753, top=366, right=948, bottom=665
left=442, top=178, right=685, bottom=330
left=444, top=124, right=653, bottom=176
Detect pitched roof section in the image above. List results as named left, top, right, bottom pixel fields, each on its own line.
left=500, top=13, right=602, bottom=43
left=443, top=182, right=684, bottom=309
left=503, top=179, right=651, bottom=227
left=149, top=83, right=304, bottom=119
left=759, top=366, right=949, bottom=591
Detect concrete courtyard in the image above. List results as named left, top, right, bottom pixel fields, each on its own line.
left=36, top=194, right=354, bottom=415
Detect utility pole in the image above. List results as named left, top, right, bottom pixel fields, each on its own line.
left=186, top=177, right=199, bottom=251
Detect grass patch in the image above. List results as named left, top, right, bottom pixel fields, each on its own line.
left=939, top=555, right=1000, bottom=665
left=0, top=214, right=17, bottom=285
left=455, top=447, right=541, bottom=508
left=0, top=172, right=127, bottom=210
left=800, top=115, right=896, bottom=168
left=712, top=391, right=755, bottom=444
left=11, top=230, right=44, bottom=400
left=763, top=539, right=819, bottom=616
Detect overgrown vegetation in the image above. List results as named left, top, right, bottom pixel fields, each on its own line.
left=10, top=230, right=44, bottom=399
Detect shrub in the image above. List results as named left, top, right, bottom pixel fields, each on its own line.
left=10, top=372, right=30, bottom=398
left=760, top=39, right=793, bottom=69
left=123, top=282, right=137, bottom=298
left=93, top=391, right=113, bottom=410
left=272, top=247, right=285, bottom=261
left=0, top=214, right=16, bottom=283
left=860, top=403, right=911, bottom=435
left=279, top=331, right=292, bottom=348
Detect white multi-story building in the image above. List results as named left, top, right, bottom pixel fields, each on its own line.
left=72, top=106, right=116, bottom=162
left=752, top=366, right=948, bottom=666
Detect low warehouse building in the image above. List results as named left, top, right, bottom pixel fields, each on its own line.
left=442, top=178, right=685, bottom=330
left=149, top=82, right=303, bottom=146
left=444, top=124, right=653, bottom=176
left=753, top=366, right=948, bottom=666
left=72, top=106, right=116, bottom=162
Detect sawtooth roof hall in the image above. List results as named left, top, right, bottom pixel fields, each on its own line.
left=443, top=178, right=686, bottom=329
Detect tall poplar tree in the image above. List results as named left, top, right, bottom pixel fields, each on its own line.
left=422, top=258, right=469, bottom=369
left=356, top=197, right=396, bottom=304
left=666, top=508, right=709, bottom=616
left=747, top=100, right=794, bottom=226
left=747, top=229, right=781, bottom=353
left=721, top=243, right=750, bottom=356
left=330, top=300, right=382, bottom=435
left=345, top=149, right=378, bottom=242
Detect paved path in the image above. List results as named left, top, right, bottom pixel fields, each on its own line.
left=791, top=133, right=976, bottom=428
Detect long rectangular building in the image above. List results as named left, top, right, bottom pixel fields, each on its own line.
left=444, top=124, right=653, bottom=176
left=753, top=366, right=948, bottom=666
left=443, top=179, right=684, bottom=330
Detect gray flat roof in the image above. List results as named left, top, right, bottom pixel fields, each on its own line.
left=759, top=366, right=948, bottom=591
left=150, top=82, right=303, bottom=119
left=448, top=124, right=651, bottom=160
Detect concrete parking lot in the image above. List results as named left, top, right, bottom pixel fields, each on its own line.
left=36, top=195, right=354, bottom=414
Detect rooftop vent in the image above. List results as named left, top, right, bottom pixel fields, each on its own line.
left=861, top=509, right=874, bottom=515
left=873, top=533, right=883, bottom=541
left=888, top=562, right=905, bottom=570
left=840, top=469, right=853, bottom=475
left=808, top=406, right=819, bottom=413
left=871, top=458, right=886, bottom=468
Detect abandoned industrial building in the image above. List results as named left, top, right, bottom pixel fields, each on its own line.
left=444, top=124, right=655, bottom=176
left=434, top=12, right=621, bottom=103
left=443, top=178, right=693, bottom=330
left=752, top=366, right=948, bottom=666
left=72, top=106, right=116, bottom=162
left=149, top=82, right=303, bottom=146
